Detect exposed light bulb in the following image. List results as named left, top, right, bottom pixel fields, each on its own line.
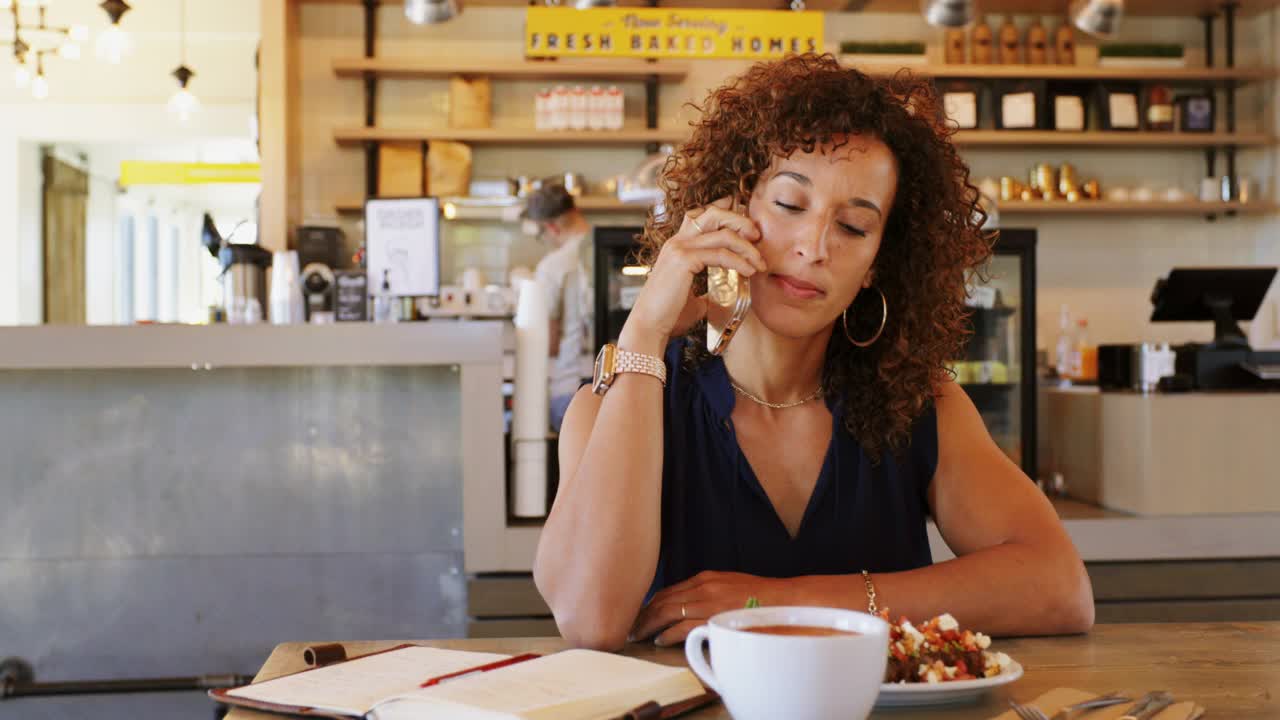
left=70, top=25, right=90, bottom=43
left=14, top=65, right=31, bottom=89
left=31, top=74, right=49, bottom=100
left=95, top=24, right=132, bottom=64
left=60, top=43, right=82, bottom=61
left=168, top=87, right=200, bottom=122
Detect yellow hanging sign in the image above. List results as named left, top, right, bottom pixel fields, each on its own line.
left=119, top=162, right=262, bottom=186
left=525, top=7, right=824, bottom=60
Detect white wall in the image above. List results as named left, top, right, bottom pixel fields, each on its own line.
left=0, top=0, right=259, bottom=325
left=0, top=104, right=257, bottom=325
left=13, top=142, right=42, bottom=325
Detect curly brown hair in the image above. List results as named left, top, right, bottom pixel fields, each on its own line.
left=640, top=53, right=992, bottom=459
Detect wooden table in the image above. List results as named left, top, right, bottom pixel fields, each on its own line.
left=224, top=622, right=1280, bottom=719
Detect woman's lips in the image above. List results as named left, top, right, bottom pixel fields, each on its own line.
left=770, top=274, right=825, bottom=300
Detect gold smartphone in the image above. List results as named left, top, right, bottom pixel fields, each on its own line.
left=706, top=266, right=751, bottom=356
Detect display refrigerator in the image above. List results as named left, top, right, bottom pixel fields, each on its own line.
left=592, top=225, right=647, bottom=353
left=591, top=224, right=1038, bottom=478
left=958, top=228, right=1038, bottom=478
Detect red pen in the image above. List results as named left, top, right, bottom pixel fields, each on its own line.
left=419, top=653, right=541, bottom=688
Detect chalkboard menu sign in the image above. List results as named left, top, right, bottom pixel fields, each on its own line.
left=335, top=271, right=369, bottom=322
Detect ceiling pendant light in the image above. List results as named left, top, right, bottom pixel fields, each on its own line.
left=167, top=0, right=199, bottom=122
left=96, top=0, right=132, bottom=64
left=921, top=0, right=976, bottom=28
left=1071, top=0, right=1124, bottom=38
left=30, top=57, right=47, bottom=99
left=4, top=2, right=86, bottom=87
left=405, top=0, right=459, bottom=25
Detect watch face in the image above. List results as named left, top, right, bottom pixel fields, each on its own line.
left=592, top=344, right=616, bottom=395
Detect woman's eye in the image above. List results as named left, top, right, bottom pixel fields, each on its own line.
left=773, top=200, right=802, bottom=212
left=838, top=223, right=867, bottom=237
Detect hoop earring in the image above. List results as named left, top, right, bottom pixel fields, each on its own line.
left=842, top=287, right=887, bottom=348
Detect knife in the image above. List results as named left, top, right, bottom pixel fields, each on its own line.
left=1119, top=691, right=1175, bottom=720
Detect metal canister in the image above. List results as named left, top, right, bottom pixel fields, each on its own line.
left=1035, top=164, right=1056, bottom=195
left=1058, top=163, right=1079, bottom=196
left=1000, top=176, right=1020, bottom=202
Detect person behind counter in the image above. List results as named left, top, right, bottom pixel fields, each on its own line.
left=524, top=184, right=594, bottom=432
left=533, top=54, right=1094, bottom=651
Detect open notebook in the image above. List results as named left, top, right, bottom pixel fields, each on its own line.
left=211, top=645, right=709, bottom=720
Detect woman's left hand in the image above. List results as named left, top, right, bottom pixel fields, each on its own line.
left=629, top=571, right=787, bottom=646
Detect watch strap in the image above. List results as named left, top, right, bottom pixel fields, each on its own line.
left=614, top=348, right=667, bottom=386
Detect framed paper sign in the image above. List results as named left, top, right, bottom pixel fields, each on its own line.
left=365, top=197, right=442, bottom=298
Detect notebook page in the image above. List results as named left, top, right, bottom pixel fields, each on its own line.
left=375, top=649, right=701, bottom=720
left=226, top=646, right=510, bottom=716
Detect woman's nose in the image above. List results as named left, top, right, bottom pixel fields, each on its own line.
left=791, top=219, right=830, bottom=263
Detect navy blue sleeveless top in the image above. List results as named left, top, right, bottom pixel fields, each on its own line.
left=649, top=339, right=936, bottom=595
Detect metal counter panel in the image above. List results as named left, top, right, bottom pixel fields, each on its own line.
left=0, top=364, right=467, bottom=680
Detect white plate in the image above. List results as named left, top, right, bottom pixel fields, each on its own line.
left=875, top=660, right=1024, bottom=708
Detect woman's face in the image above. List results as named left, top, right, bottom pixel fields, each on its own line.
left=745, top=136, right=899, bottom=340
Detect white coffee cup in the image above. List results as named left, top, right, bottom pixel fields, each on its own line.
left=684, top=606, right=888, bottom=720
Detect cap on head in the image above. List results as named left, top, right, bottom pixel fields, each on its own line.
left=522, top=183, right=576, bottom=221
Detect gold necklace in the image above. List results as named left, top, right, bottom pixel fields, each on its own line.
left=728, top=377, right=824, bottom=410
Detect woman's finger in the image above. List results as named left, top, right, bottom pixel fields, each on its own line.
left=631, top=595, right=705, bottom=642
left=674, top=246, right=759, bottom=280
left=686, top=205, right=761, bottom=243
left=654, top=619, right=707, bottom=647
left=684, top=230, right=767, bottom=271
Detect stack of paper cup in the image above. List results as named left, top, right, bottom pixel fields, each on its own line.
left=270, top=250, right=303, bottom=325
left=512, top=276, right=550, bottom=518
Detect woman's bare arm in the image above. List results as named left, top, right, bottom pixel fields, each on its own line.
left=532, top=329, right=667, bottom=650
left=782, top=381, right=1092, bottom=634
left=533, top=202, right=766, bottom=650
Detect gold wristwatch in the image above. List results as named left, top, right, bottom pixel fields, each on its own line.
left=592, top=344, right=667, bottom=396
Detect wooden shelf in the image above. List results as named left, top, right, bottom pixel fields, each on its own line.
left=855, top=63, right=1274, bottom=84
left=299, top=0, right=1280, bottom=17
left=336, top=127, right=1273, bottom=150
left=853, top=0, right=1280, bottom=16
left=998, top=200, right=1277, bottom=215
left=575, top=196, right=651, bottom=212
left=954, top=131, right=1275, bottom=148
left=334, top=126, right=687, bottom=146
left=334, top=57, right=689, bottom=80
left=335, top=195, right=651, bottom=216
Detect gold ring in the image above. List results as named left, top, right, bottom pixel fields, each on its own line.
left=689, top=215, right=705, bottom=234
left=681, top=604, right=687, bottom=619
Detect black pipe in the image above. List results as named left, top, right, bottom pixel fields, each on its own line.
left=2, top=674, right=252, bottom=699
left=643, top=0, right=660, bottom=155
left=364, top=0, right=379, bottom=199
left=1201, top=14, right=1217, bottom=182
left=1224, top=1, right=1238, bottom=203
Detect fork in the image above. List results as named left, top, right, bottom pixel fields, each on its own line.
left=1009, top=692, right=1131, bottom=720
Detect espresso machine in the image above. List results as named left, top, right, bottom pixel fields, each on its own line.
left=301, top=263, right=337, bottom=323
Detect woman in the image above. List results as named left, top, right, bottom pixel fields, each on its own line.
left=533, top=54, right=1093, bottom=651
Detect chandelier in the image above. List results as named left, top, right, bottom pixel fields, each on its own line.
left=2, top=0, right=89, bottom=99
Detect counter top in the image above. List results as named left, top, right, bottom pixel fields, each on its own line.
left=928, top=497, right=1280, bottom=563
left=0, top=322, right=505, bottom=370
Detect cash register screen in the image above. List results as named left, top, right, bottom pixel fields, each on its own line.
left=365, top=197, right=441, bottom=297
left=1150, top=267, right=1276, bottom=322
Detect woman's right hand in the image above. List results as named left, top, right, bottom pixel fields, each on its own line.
left=619, top=198, right=767, bottom=353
